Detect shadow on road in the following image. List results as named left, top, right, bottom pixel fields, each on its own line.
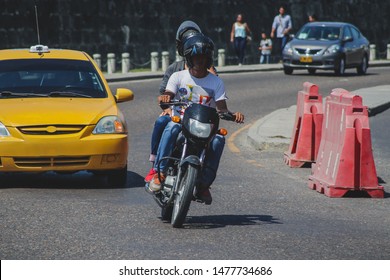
left=0, top=171, right=144, bottom=189
left=183, top=214, right=282, bottom=229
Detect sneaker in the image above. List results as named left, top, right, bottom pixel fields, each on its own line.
left=197, top=187, right=212, bottom=205
left=144, top=168, right=157, bottom=182
left=149, top=173, right=165, bottom=192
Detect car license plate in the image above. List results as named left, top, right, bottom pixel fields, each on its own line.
left=300, top=56, right=313, bottom=63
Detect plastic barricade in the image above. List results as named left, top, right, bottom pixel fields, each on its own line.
left=284, top=82, right=323, bottom=167
left=308, top=88, right=384, bottom=198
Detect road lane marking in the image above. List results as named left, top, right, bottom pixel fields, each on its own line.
left=227, top=123, right=251, bottom=153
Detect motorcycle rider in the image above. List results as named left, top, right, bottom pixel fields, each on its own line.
left=145, top=21, right=217, bottom=182
left=149, top=33, right=244, bottom=204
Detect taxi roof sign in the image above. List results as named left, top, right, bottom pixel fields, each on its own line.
left=29, top=45, right=50, bottom=54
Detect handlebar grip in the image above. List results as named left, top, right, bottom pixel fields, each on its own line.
left=219, top=112, right=235, bottom=121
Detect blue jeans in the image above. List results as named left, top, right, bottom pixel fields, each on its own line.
left=150, top=115, right=171, bottom=161
left=260, top=54, right=270, bottom=64
left=234, top=37, right=247, bottom=64
left=154, top=121, right=225, bottom=188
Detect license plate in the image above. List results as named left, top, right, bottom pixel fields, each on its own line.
left=300, top=56, right=313, bottom=63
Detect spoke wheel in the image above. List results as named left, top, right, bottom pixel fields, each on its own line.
left=171, top=165, right=198, bottom=228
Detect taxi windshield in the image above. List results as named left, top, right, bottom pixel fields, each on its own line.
left=0, top=59, right=107, bottom=98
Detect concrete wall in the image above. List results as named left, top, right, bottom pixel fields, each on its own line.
left=1, top=0, right=389, bottom=67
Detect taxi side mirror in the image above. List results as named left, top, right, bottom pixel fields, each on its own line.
left=115, top=88, right=134, bottom=103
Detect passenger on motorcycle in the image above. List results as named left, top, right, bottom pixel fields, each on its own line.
left=145, top=21, right=217, bottom=183
left=148, top=33, right=244, bottom=204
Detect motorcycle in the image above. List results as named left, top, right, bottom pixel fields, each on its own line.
left=145, top=101, right=235, bottom=228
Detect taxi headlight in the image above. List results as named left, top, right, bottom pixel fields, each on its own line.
left=0, top=122, right=10, bottom=137
left=188, top=118, right=213, bottom=138
left=93, top=116, right=126, bottom=134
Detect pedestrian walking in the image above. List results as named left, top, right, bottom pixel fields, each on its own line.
left=230, top=14, right=252, bottom=66
left=259, top=32, right=272, bottom=64
left=270, top=5, right=292, bottom=62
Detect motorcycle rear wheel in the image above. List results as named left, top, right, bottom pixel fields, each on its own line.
left=171, top=164, right=198, bottom=228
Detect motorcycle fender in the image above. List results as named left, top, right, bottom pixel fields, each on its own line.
left=179, top=155, right=201, bottom=168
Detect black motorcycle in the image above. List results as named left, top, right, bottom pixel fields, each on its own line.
left=145, top=101, right=235, bottom=228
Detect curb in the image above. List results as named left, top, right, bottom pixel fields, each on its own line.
left=105, top=60, right=390, bottom=83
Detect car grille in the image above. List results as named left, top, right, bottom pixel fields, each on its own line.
left=295, top=48, right=323, bottom=55
left=13, top=156, right=90, bottom=167
left=18, top=125, right=85, bottom=135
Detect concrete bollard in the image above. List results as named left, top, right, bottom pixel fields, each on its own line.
left=121, top=52, right=130, bottom=73
left=151, top=52, right=159, bottom=72
left=93, top=54, right=101, bottom=69
left=162, top=51, right=169, bottom=72
left=387, top=44, right=390, bottom=60
left=218, top=49, right=226, bottom=67
left=369, top=44, right=376, bottom=61
left=107, top=53, right=116, bottom=74
left=176, top=51, right=183, bottom=62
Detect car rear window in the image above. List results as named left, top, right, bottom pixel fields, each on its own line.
left=0, top=59, right=107, bottom=98
left=296, top=26, right=341, bottom=41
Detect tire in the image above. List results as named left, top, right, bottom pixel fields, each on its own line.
left=335, top=57, right=345, bottom=75
left=308, top=69, right=316, bottom=75
left=171, top=164, right=198, bottom=228
left=283, top=66, right=293, bottom=75
left=357, top=55, right=368, bottom=75
left=161, top=205, right=173, bottom=221
left=106, top=165, right=127, bottom=187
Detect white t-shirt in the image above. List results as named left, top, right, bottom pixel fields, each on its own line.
left=166, top=70, right=227, bottom=117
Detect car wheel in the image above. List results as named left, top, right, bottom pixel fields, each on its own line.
left=106, top=165, right=127, bottom=187
left=357, top=55, right=368, bottom=75
left=308, top=69, right=316, bottom=75
left=335, top=57, right=345, bottom=75
left=283, top=66, right=293, bottom=75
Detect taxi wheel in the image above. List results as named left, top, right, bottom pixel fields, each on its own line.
left=106, top=165, right=128, bottom=187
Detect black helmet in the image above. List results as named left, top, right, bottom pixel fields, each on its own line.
left=176, top=20, right=202, bottom=56
left=183, top=34, right=214, bottom=69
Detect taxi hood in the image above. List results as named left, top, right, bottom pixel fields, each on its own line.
left=0, top=97, right=119, bottom=126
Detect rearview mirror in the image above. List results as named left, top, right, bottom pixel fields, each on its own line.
left=115, top=88, right=134, bottom=103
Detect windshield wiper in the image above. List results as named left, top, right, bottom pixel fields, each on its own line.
left=48, top=91, right=92, bottom=98
left=0, top=91, right=47, bottom=97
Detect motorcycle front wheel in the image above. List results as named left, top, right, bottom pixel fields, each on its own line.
left=171, top=164, right=198, bottom=228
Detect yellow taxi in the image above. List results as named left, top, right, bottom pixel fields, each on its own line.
left=0, top=45, right=134, bottom=186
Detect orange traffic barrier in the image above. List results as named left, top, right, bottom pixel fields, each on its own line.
left=284, top=82, right=323, bottom=167
left=308, top=88, right=384, bottom=198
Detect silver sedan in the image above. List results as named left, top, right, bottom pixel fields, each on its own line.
left=282, top=22, right=370, bottom=75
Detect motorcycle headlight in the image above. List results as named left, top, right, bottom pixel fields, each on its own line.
left=93, top=116, right=126, bottom=134
left=188, top=118, right=213, bottom=138
left=0, top=122, right=10, bottom=136
left=324, top=44, right=340, bottom=55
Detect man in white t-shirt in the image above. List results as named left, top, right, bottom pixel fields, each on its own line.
left=149, top=34, right=244, bottom=204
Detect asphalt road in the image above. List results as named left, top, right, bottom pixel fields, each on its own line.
left=1, top=67, right=390, bottom=260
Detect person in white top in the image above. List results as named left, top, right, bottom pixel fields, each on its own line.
left=149, top=34, right=244, bottom=204
left=230, top=14, right=251, bottom=66
left=259, top=32, right=273, bottom=64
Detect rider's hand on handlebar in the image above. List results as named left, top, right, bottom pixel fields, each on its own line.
left=233, top=112, right=245, bottom=123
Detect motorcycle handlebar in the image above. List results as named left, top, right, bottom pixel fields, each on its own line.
left=160, top=102, right=237, bottom=122
left=218, top=111, right=236, bottom=121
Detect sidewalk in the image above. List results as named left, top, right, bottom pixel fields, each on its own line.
left=105, top=60, right=390, bottom=82
left=105, top=60, right=390, bottom=151
left=247, top=85, right=390, bottom=151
